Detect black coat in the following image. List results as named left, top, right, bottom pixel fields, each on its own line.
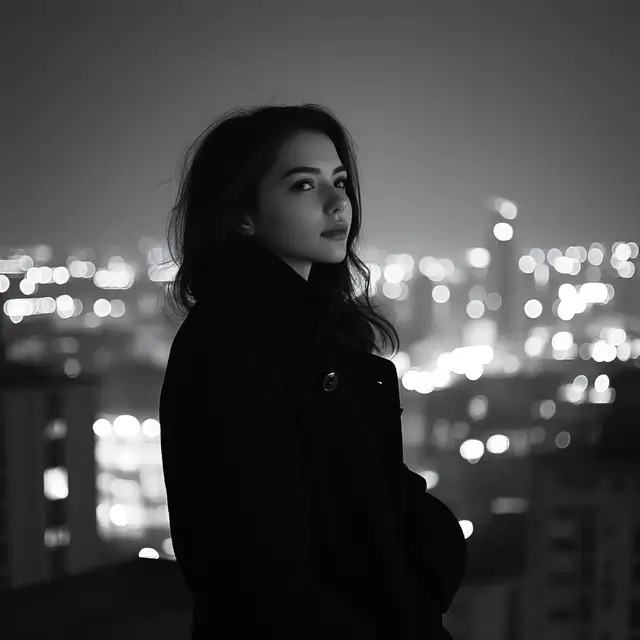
left=159, top=235, right=467, bottom=639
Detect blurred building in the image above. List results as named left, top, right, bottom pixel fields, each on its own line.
left=407, top=273, right=434, bottom=344
left=444, top=513, right=525, bottom=640
left=92, top=362, right=170, bottom=550
left=0, top=360, right=112, bottom=590
left=0, top=255, right=173, bottom=569
left=441, top=446, right=640, bottom=640
left=418, top=366, right=640, bottom=640
left=520, top=448, right=640, bottom=640
left=483, top=200, right=519, bottom=336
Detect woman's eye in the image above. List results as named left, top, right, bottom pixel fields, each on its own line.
left=293, top=177, right=348, bottom=191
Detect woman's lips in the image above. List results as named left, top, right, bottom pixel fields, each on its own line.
left=320, top=230, right=347, bottom=239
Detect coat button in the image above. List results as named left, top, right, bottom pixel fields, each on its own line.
left=322, top=372, right=340, bottom=392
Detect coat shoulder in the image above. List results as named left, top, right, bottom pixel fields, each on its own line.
left=169, top=301, right=269, bottom=367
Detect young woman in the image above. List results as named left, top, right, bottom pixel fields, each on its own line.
left=159, top=104, right=467, bottom=639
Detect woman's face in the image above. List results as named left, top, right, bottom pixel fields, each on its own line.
left=244, top=130, right=352, bottom=281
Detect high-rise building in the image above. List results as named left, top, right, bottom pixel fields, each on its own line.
left=485, top=203, right=518, bottom=337
left=0, top=360, right=110, bottom=590
left=520, top=447, right=640, bottom=640
left=409, top=273, right=434, bottom=343
left=442, top=446, right=640, bottom=640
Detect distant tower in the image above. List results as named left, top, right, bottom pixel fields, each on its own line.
left=0, top=290, right=5, bottom=365
left=485, top=197, right=518, bottom=337
left=410, top=273, right=434, bottom=342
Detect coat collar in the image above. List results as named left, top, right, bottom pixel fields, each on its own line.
left=195, top=234, right=349, bottom=358
left=194, top=233, right=400, bottom=390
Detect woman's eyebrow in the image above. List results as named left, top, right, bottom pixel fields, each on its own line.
left=280, top=165, right=347, bottom=180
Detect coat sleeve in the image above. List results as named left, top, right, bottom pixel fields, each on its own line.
left=400, top=463, right=468, bottom=614
left=160, top=328, right=380, bottom=639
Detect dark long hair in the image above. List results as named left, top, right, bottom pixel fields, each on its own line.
left=161, top=103, right=399, bottom=358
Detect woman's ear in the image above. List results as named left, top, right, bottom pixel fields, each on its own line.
left=237, top=213, right=255, bottom=236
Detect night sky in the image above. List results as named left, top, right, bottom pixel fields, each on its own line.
left=3, top=1, right=639, bottom=259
